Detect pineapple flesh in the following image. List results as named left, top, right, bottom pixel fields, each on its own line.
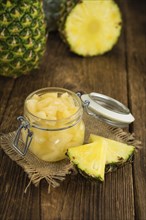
left=67, top=139, right=107, bottom=181
left=0, top=0, right=46, bottom=78
left=89, top=134, right=135, bottom=168
left=59, top=0, right=122, bottom=56
left=67, top=134, right=135, bottom=180
left=22, top=91, right=85, bottom=162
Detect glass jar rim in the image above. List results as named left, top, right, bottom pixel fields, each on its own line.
left=24, top=87, right=83, bottom=126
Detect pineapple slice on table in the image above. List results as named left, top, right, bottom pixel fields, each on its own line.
left=67, top=139, right=107, bottom=181
left=89, top=134, right=135, bottom=171
left=59, top=0, right=122, bottom=56
left=67, top=134, right=135, bottom=180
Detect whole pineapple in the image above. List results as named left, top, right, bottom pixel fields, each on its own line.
left=0, top=0, right=47, bottom=78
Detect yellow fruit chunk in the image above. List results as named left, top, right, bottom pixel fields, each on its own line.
left=67, top=139, right=107, bottom=181
left=23, top=91, right=85, bottom=162
left=26, top=92, right=78, bottom=121
left=89, top=134, right=135, bottom=164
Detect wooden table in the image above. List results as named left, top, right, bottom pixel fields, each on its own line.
left=0, top=0, right=146, bottom=219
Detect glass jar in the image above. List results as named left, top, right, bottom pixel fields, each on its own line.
left=13, top=87, right=135, bottom=162
left=14, top=88, right=85, bottom=162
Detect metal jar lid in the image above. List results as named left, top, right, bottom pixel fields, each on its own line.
left=77, top=92, right=134, bottom=128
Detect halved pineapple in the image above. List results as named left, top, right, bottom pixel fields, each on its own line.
left=59, top=0, right=122, bottom=56
left=67, top=139, right=107, bottom=181
left=89, top=134, right=135, bottom=167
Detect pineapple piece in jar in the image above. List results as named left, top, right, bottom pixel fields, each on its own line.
left=22, top=88, right=85, bottom=162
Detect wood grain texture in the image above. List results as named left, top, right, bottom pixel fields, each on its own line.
left=0, top=77, right=15, bottom=192
left=123, top=0, right=146, bottom=219
left=0, top=0, right=145, bottom=219
left=39, top=19, right=134, bottom=220
left=0, top=77, right=14, bottom=124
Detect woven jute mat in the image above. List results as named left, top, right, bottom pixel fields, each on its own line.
left=0, top=113, right=141, bottom=193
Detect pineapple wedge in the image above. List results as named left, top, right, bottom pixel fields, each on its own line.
left=59, top=0, right=122, bottom=56
left=89, top=134, right=135, bottom=169
left=67, top=139, right=107, bottom=181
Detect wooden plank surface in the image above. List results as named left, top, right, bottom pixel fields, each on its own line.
left=123, top=0, right=146, bottom=219
left=0, top=0, right=145, bottom=219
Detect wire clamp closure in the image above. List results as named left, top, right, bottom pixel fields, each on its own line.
left=77, top=92, right=135, bottom=128
left=13, top=116, right=33, bottom=156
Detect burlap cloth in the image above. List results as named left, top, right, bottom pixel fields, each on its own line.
left=0, top=113, right=141, bottom=193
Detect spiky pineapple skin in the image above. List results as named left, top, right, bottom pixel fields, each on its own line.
left=67, top=140, right=107, bottom=181
left=58, top=0, right=79, bottom=42
left=0, top=0, right=46, bottom=78
left=43, top=0, right=79, bottom=32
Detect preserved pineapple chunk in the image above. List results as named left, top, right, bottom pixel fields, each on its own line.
left=60, top=0, right=122, bottom=56
left=26, top=99, right=37, bottom=114
left=36, top=111, right=47, bottom=119
left=26, top=92, right=78, bottom=120
left=23, top=91, right=85, bottom=162
left=36, top=97, right=54, bottom=110
left=41, top=92, right=58, bottom=99
left=32, top=94, right=40, bottom=100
